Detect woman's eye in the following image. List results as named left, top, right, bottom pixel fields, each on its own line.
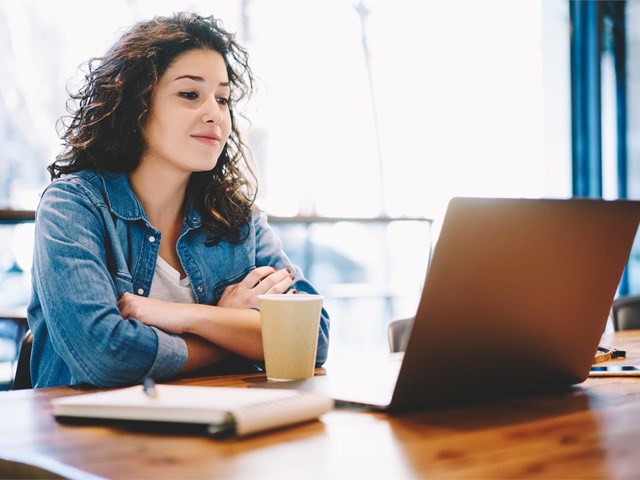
left=217, top=97, right=230, bottom=106
left=179, top=91, right=198, bottom=100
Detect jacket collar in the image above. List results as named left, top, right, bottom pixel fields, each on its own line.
left=96, top=171, right=202, bottom=228
left=98, top=172, right=146, bottom=221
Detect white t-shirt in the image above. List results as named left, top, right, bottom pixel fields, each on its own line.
left=148, top=256, right=196, bottom=304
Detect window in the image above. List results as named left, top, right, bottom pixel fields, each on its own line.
left=0, top=1, right=572, bottom=359
left=624, top=1, right=640, bottom=292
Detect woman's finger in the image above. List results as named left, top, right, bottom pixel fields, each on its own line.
left=240, top=266, right=276, bottom=288
left=257, top=268, right=292, bottom=293
left=265, top=273, right=295, bottom=294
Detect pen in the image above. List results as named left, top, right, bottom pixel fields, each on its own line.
left=142, top=377, right=158, bottom=398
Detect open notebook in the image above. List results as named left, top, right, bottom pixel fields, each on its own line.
left=52, top=384, right=334, bottom=438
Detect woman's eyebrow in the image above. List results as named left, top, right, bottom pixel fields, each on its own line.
left=173, top=74, right=230, bottom=88
left=174, top=74, right=204, bottom=82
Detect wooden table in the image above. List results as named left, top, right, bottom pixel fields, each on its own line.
left=1, top=331, right=640, bottom=479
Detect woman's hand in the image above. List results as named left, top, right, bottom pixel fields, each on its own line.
left=117, top=292, right=190, bottom=334
left=218, top=266, right=295, bottom=309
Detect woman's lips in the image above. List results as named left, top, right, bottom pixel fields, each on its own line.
left=192, top=135, right=220, bottom=146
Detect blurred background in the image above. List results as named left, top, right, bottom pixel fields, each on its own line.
left=1, top=0, right=639, bottom=383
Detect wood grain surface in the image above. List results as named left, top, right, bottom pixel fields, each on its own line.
left=0, top=331, right=639, bottom=479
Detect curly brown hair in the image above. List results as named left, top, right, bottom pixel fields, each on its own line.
left=51, top=12, right=257, bottom=244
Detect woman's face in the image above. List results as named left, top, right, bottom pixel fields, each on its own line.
left=141, top=48, right=232, bottom=175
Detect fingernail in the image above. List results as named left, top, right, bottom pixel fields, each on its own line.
left=286, top=267, right=292, bottom=274
left=292, top=289, right=297, bottom=294
left=290, top=275, right=295, bottom=281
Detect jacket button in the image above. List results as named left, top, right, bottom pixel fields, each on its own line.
left=148, top=236, right=156, bottom=243
left=197, top=285, right=204, bottom=292
left=137, top=288, right=144, bottom=295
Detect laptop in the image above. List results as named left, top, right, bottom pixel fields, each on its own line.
left=254, top=197, right=640, bottom=411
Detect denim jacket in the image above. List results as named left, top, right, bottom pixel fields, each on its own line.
left=28, top=170, right=329, bottom=388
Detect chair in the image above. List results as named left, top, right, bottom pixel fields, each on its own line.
left=611, top=295, right=640, bottom=331
left=12, top=330, right=33, bottom=389
left=387, top=317, right=414, bottom=353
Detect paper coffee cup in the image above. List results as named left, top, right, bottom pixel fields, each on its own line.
left=258, top=294, right=323, bottom=381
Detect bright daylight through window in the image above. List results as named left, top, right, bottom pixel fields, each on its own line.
left=0, top=1, right=570, bottom=367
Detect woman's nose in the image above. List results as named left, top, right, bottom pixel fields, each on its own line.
left=203, top=96, right=223, bottom=123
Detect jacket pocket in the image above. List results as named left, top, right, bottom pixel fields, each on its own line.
left=212, top=266, right=255, bottom=302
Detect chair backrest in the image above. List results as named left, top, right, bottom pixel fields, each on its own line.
left=611, top=296, right=640, bottom=331
left=387, top=317, right=414, bottom=353
left=12, top=329, right=33, bottom=389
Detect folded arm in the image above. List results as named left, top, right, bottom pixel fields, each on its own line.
left=118, top=266, right=295, bottom=361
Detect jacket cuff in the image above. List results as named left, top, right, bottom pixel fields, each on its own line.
left=145, top=327, right=188, bottom=380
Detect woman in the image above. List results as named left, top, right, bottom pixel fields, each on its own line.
left=27, top=12, right=329, bottom=388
